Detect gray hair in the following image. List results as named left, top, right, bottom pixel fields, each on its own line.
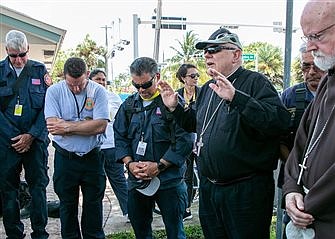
left=299, top=42, right=308, bottom=61
left=5, top=30, right=28, bottom=52
left=130, top=57, right=158, bottom=77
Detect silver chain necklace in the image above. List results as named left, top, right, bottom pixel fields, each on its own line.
left=297, top=103, right=335, bottom=185
left=196, top=78, right=236, bottom=156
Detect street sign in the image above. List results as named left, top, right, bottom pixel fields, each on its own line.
left=152, top=16, right=186, bottom=30
left=242, top=53, right=256, bottom=61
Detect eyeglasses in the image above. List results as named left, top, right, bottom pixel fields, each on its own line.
left=301, top=23, right=335, bottom=43
left=186, top=73, right=200, bottom=79
left=301, top=62, right=323, bottom=73
left=204, top=45, right=237, bottom=54
left=132, top=75, right=156, bottom=89
left=8, top=50, right=29, bottom=58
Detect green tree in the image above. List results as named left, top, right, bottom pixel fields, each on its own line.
left=113, top=72, right=133, bottom=93
left=72, top=34, right=106, bottom=70
left=243, top=42, right=284, bottom=90
left=50, top=49, right=71, bottom=82
left=290, top=56, right=303, bottom=87
left=162, top=31, right=206, bottom=89
left=51, top=35, right=106, bottom=82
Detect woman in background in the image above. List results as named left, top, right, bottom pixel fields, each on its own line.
left=176, top=63, right=200, bottom=221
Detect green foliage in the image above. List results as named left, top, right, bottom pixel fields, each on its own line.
left=50, top=50, right=70, bottom=82
left=162, top=31, right=207, bottom=90
left=291, top=56, right=303, bottom=86
left=106, top=218, right=279, bottom=239
left=51, top=35, right=106, bottom=82
left=243, top=42, right=284, bottom=90
left=72, top=34, right=106, bottom=70
left=112, top=72, right=133, bottom=93
left=106, top=225, right=204, bottom=239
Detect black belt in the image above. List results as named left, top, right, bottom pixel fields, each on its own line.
left=207, top=173, right=256, bottom=186
left=52, top=141, right=100, bottom=160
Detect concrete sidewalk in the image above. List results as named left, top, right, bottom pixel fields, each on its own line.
left=0, top=146, right=200, bottom=238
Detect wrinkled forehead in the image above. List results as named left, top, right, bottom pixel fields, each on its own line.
left=301, top=51, right=314, bottom=63
left=301, top=1, right=335, bottom=33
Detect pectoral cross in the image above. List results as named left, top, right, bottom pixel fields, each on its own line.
left=297, top=155, right=308, bottom=185
left=196, top=137, right=204, bottom=157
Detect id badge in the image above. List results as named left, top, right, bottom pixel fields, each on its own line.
left=14, top=104, right=23, bottom=116
left=136, top=141, right=147, bottom=156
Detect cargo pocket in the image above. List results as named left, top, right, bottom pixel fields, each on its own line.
left=29, top=86, right=45, bottom=109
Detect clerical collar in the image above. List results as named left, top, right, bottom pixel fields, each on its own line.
left=227, top=66, right=243, bottom=83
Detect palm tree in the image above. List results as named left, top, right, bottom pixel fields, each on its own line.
left=162, top=31, right=206, bottom=89
left=243, top=42, right=284, bottom=89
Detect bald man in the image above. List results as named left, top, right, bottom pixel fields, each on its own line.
left=283, top=1, right=335, bottom=238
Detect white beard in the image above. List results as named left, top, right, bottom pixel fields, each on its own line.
left=313, top=51, right=335, bottom=71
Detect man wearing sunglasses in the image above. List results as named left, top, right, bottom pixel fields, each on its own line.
left=283, top=1, right=335, bottom=238
left=113, top=57, right=192, bottom=239
left=0, top=30, right=51, bottom=238
left=159, top=27, right=290, bottom=239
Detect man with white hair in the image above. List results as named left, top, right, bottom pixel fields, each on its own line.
left=283, top=1, right=335, bottom=238
left=0, top=30, right=50, bottom=238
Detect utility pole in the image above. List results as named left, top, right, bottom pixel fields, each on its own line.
left=276, top=2, right=293, bottom=239
left=283, top=0, right=294, bottom=90
left=153, top=0, right=162, bottom=61
left=101, top=25, right=113, bottom=80
left=133, top=14, right=139, bottom=59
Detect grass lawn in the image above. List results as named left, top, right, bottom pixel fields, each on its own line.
left=107, top=216, right=279, bottom=239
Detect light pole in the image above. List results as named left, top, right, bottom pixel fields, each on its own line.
left=107, top=39, right=130, bottom=87
left=101, top=25, right=113, bottom=80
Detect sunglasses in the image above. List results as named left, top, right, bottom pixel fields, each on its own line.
left=204, top=45, right=237, bottom=54
left=132, top=75, right=155, bottom=89
left=8, top=50, right=28, bottom=58
left=186, top=73, right=200, bottom=79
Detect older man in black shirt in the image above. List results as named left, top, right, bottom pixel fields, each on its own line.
left=159, top=28, right=290, bottom=239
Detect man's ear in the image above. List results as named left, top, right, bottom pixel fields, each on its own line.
left=233, top=49, right=242, bottom=63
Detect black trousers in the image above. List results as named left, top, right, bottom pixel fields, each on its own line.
left=184, top=152, right=199, bottom=208
left=199, top=174, right=274, bottom=239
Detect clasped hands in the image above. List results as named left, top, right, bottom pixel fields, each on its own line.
left=11, top=133, right=33, bottom=154
left=128, top=161, right=159, bottom=180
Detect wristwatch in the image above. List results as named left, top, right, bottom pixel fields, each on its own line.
left=157, top=161, right=167, bottom=172
left=125, top=160, right=133, bottom=172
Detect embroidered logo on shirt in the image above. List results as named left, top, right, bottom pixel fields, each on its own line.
left=85, top=98, right=94, bottom=110
left=31, top=78, right=41, bottom=85
left=44, top=73, right=53, bottom=86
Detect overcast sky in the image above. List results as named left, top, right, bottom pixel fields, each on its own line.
left=2, top=0, right=308, bottom=77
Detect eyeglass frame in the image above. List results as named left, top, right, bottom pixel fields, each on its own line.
left=7, top=50, right=29, bottom=58
left=301, top=23, right=335, bottom=43
left=185, top=73, right=200, bottom=79
left=132, top=74, right=156, bottom=89
left=204, top=45, right=238, bottom=55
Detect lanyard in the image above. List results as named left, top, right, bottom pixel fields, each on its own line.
left=71, top=91, right=87, bottom=120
